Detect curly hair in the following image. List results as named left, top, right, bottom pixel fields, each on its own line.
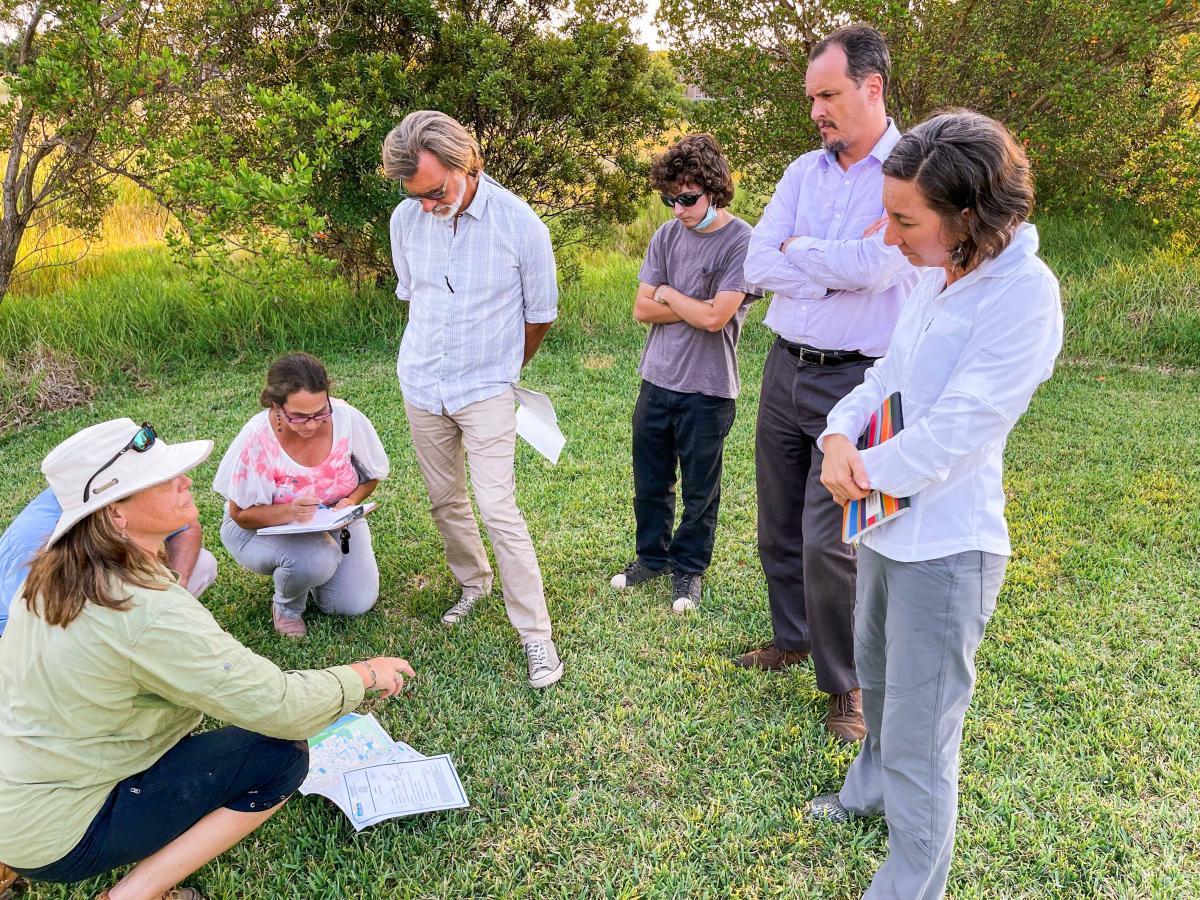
left=649, top=133, right=735, bottom=208
left=882, top=109, right=1034, bottom=272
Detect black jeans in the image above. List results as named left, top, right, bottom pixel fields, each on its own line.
left=16, top=726, right=308, bottom=884
left=756, top=339, right=874, bottom=695
left=632, top=380, right=736, bottom=576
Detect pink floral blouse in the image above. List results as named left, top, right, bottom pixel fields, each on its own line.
left=213, top=399, right=389, bottom=508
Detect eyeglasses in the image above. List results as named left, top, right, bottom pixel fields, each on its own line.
left=400, top=176, right=450, bottom=202
left=279, top=402, right=333, bottom=425
left=661, top=191, right=705, bottom=209
left=82, top=422, right=157, bottom=503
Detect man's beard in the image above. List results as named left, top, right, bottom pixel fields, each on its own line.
left=821, top=134, right=849, bottom=155
left=430, top=174, right=466, bottom=219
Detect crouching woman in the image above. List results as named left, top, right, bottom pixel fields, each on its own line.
left=0, top=419, right=412, bottom=900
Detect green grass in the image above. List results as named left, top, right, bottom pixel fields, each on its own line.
left=1, top=207, right=1197, bottom=419
left=3, top=308, right=1198, bottom=898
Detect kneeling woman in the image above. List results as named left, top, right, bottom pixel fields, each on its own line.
left=0, top=419, right=412, bottom=899
left=814, top=110, right=1063, bottom=898
left=215, top=353, right=390, bottom=637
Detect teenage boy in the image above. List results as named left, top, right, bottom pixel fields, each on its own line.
left=610, top=133, right=760, bottom=611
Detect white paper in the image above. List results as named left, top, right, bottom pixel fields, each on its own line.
left=341, top=755, right=469, bottom=830
left=258, top=502, right=376, bottom=536
left=513, top=387, right=565, bottom=464
left=300, top=714, right=465, bottom=829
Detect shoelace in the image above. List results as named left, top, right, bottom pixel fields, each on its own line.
left=526, top=641, right=549, bottom=669
left=833, top=692, right=859, bottom=717
left=447, top=595, right=479, bottom=618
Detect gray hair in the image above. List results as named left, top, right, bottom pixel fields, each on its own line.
left=882, top=109, right=1035, bottom=271
left=810, top=23, right=892, bottom=99
left=380, top=110, right=483, bottom=181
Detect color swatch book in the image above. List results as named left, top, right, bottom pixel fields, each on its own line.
left=841, top=392, right=910, bottom=544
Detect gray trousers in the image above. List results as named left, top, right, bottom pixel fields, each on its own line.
left=220, top=515, right=379, bottom=619
left=839, top=544, right=1007, bottom=900
left=756, top=340, right=873, bottom=694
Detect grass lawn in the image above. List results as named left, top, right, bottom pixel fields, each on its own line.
left=3, top=296, right=1198, bottom=898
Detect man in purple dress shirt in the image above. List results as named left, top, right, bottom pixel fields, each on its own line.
left=737, top=24, right=917, bottom=742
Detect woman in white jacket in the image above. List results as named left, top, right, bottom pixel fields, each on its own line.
left=812, top=109, right=1064, bottom=900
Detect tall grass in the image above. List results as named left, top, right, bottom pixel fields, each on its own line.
left=1, top=191, right=1195, bottom=429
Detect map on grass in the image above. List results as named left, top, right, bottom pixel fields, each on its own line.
left=299, top=712, right=469, bottom=829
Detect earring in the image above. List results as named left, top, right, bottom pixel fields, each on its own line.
left=950, top=242, right=968, bottom=268
left=275, top=410, right=282, bottom=433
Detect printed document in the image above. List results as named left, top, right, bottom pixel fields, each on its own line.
left=300, top=713, right=469, bottom=829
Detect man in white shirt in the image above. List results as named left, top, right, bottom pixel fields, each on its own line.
left=381, top=110, right=563, bottom=689
left=738, top=24, right=916, bottom=741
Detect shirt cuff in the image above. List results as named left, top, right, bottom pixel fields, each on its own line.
left=816, top=424, right=856, bottom=454
left=523, top=310, right=557, bottom=324
left=328, top=664, right=367, bottom=714
left=783, top=236, right=820, bottom=266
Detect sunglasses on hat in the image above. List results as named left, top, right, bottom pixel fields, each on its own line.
left=81, top=423, right=157, bottom=503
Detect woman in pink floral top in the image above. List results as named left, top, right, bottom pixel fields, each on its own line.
left=214, top=353, right=390, bottom=637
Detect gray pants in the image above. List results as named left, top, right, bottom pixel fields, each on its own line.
left=839, top=544, right=1007, bottom=900
left=220, top=515, right=379, bottom=619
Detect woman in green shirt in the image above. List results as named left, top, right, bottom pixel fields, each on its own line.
left=0, top=418, right=414, bottom=900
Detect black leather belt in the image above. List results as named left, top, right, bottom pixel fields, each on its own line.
left=777, top=337, right=876, bottom=366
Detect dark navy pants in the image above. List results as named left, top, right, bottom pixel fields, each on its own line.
left=632, top=380, right=736, bottom=576
left=16, top=726, right=308, bottom=884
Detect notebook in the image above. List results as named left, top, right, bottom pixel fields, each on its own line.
left=841, top=393, right=910, bottom=544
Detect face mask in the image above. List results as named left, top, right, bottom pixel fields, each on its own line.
left=690, top=201, right=718, bottom=231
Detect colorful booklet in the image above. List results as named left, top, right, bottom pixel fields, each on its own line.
left=841, top=393, right=910, bottom=544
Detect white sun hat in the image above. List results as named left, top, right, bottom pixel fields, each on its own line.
left=41, top=418, right=213, bottom=547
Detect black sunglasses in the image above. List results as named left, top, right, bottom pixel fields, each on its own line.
left=82, top=423, right=157, bottom=504
left=401, top=176, right=450, bottom=202
left=661, top=191, right=705, bottom=209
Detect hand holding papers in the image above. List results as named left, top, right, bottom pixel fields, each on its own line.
left=257, top=502, right=376, bottom=536
left=300, top=713, right=469, bottom=831
left=513, top=386, right=565, bottom=464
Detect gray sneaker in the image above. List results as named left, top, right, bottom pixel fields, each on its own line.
left=441, top=592, right=484, bottom=626
left=809, top=793, right=852, bottom=823
left=525, top=639, right=564, bottom=689
left=671, top=572, right=703, bottom=613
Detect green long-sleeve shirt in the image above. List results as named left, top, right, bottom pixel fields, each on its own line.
left=0, top=571, right=365, bottom=869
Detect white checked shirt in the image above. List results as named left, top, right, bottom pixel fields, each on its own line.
left=389, top=173, right=558, bottom=415
left=819, top=225, right=1063, bottom=562
left=745, top=120, right=917, bottom=357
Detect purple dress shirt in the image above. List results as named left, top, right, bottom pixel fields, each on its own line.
left=744, top=119, right=917, bottom=358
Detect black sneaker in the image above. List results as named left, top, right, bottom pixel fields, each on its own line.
left=671, top=572, right=702, bottom=613
left=610, top=559, right=670, bottom=589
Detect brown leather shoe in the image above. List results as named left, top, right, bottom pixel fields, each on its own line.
left=734, top=641, right=810, bottom=671
left=1, top=862, right=19, bottom=897
left=826, top=688, right=866, bottom=742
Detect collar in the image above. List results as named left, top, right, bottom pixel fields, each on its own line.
left=943, top=223, right=1040, bottom=295
left=819, top=117, right=901, bottom=170
left=459, top=172, right=494, bottom=221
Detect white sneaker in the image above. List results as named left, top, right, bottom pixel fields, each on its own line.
left=441, top=592, right=483, bottom=626
left=525, top=639, right=564, bottom=689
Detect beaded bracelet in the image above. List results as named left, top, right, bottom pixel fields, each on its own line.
left=355, top=660, right=378, bottom=690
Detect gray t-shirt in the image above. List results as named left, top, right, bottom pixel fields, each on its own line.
left=637, top=216, right=760, bottom=399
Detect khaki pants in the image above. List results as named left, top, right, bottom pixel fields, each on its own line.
left=405, top=389, right=551, bottom=644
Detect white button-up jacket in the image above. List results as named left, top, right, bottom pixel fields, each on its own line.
left=820, top=224, right=1064, bottom=561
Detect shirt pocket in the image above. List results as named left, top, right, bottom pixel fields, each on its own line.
left=905, top=307, right=972, bottom=406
